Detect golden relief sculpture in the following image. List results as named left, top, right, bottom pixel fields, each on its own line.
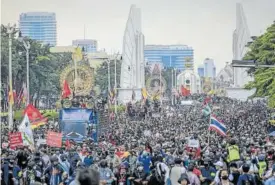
left=60, top=64, right=94, bottom=97
left=145, top=75, right=167, bottom=98
left=202, top=77, right=212, bottom=93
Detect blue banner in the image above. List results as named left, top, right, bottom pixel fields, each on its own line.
left=60, top=109, right=93, bottom=122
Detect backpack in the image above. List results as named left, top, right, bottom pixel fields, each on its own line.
left=155, top=163, right=166, bottom=183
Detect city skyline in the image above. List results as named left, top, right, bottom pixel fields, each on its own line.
left=1, top=0, right=275, bottom=71
left=19, top=12, right=57, bottom=46
left=144, top=45, right=194, bottom=71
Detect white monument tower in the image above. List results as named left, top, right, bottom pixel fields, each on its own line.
left=232, top=3, right=253, bottom=87
left=118, top=5, right=145, bottom=103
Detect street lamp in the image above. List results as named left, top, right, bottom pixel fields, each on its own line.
left=113, top=53, right=121, bottom=115
left=18, top=31, right=31, bottom=105
left=6, top=23, right=16, bottom=130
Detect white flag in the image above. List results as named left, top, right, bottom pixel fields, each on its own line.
left=19, top=114, right=34, bottom=146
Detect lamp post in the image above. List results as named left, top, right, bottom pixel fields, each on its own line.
left=114, top=56, right=117, bottom=114
left=7, top=24, right=15, bottom=130
left=107, top=59, right=111, bottom=106
left=113, top=52, right=120, bottom=115
left=171, top=68, right=174, bottom=105
left=18, top=31, right=30, bottom=105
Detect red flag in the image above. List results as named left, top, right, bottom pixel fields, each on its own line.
left=24, top=104, right=43, bottom=121
left=23, top=104, right=48, bottom=128
left=181, top=85, right=190, bottom=96
left=62, top=80, right=71, bottom=99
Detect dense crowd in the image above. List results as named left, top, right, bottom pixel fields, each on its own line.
left=1, top=94, right=275, bottom=185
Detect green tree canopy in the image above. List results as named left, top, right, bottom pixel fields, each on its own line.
left=1, top=24, right=71, bottom=108
left=95, top=59, right=122, bottom=95
left=244, top=21, right=275, bottom=107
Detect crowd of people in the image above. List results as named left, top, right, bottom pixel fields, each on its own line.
left=1, top=94, right=275, bottom=185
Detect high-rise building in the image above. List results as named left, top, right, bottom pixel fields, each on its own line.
left=72, top=39, right=98, bottom=53
left=118, top=5, right=145, bottom=103
left=144, top=45, right=194, bottom=71
left=203, top=58, right=216, bottom=78
left=19, top=12, right=57, bottom=46
left=197, top=64, right=204, bottom=77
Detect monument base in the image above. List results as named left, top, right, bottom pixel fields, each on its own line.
left=117, top=88, right=142, bottom=104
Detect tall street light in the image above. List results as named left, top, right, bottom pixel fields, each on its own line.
left=113, top=53, right=121, bottom=115
left=18, top=31, right=31, bottom=105
left=6, top=24, right=15, bottom=130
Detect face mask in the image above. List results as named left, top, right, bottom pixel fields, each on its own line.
left=54, top=162, right=58, bottom=166
left=221, top=175, right=228, bottom=180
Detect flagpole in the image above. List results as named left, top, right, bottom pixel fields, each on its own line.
left=107, top=59, right=111, bottom=109
left=171, top=68, right=174, bottom=105
left=74, top=52, right=78, bottom=95
left=114, top=54, right=117, bottom=115
left=7, top=24, right=14, bottom=130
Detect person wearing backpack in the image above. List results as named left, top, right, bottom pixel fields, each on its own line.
left=237, top=164, right=256, bottom=185
left=149, top=155, right=169, bottom=185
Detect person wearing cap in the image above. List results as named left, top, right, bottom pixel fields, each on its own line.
left=178, top=174, right=190, bottom=185
left=212, top=161, right=224, bottom=185
left=200, top=158, right=216, bottom=185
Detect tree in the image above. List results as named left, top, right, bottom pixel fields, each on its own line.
left=1, top=24, right=71, bottom=108
left=95, top=59, right=122, bottom=95
left=244, top=21, right=275, bottom=108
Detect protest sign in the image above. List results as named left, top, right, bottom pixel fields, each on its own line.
left=46, top=131, right=62, bottom=147
left=9, top=132, right=23, bottom=149
left=188, top=139, right=200, bottom=148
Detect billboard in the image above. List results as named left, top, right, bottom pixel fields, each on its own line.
left=60, top=109, right=93, bottom=122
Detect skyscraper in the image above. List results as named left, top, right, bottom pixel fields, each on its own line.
left=203, top=58, right=216, bottom=78
left=19, top=12, right=57, bottom=46
left=197, top=64, right=204, bottom=77
left=144, top=45, right=194, bottom=71
left=72, top=39, right=98, bottom=53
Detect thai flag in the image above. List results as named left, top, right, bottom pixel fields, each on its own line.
left=209, top=115, right=227, bottom=136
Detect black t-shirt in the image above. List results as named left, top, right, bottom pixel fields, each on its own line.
left=230, top=171, right=240, bottom=184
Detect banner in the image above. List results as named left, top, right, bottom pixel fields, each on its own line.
left=9, top=132, right=23, bottom=149
left=46, top=131, right=62, bottom=148
left=60, top=109, right=93, bottom=121
left=188, top=139, right=200, bottom=148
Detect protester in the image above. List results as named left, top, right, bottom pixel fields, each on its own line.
left=1, top=94, right=274, bottom=185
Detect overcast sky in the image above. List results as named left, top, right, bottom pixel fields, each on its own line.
left=1, top=0, right=275, bottom=71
